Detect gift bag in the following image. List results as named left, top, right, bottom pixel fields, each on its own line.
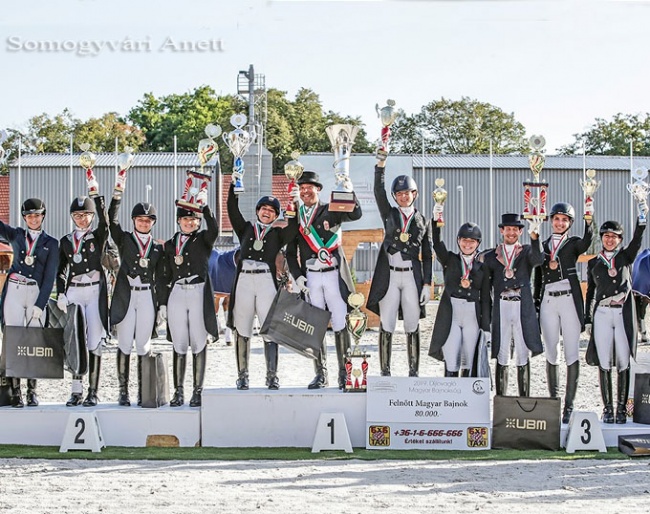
left=48, top=299, right=88, bottom=375
left=633, top=373, right=650, bottom=424
left=259, top=289, right=331, bottom=359
left=0, top=375, right=12, bottom=407
left=141, top=353, right=169, bottom=408
left=492, top=396, right=561, bottom=450
left=1, top=324, right=65, bottom=379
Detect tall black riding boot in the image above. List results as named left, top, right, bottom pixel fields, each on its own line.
left=334, top=330, right=351, bottom=390
left=308, top=337, right=328, bottom=389
left=116, top=349, right=131, bottom=406
left=616, top=367, right=630, bottom=424
left=170, top=351, right=187, bottom=407
left=599, top=367, right=614, bottom=423
left=137, top=355, right=143, bottom=406
left=190, top=348, right=207, bottom=407
left=460, top=369, right=470, bottom=378
left=66, top=374, right=84, bottom=406
left=82, top=353, right=101, bottom=407
left=10, top=378, right=23, bottom=408
left=379, top=328, right=392, bottom=377
left=235, top=334, right=250, bottom=390
left=495, top=364, right=509, bottom=396
left=406, top=328, right=421, bottom=377
left=562, top=361, right=580, bottom=424
left=264, top=342, right=280, bottom=390
left=546, top=361, right=560, bottom=398
left=517, top=363, right=530, bottom=397
left=26, top=379, right=38, bottom=407
left=444, top=364, right=459, bottom=377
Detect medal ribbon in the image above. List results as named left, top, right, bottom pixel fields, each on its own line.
left=598, top=250, right=618, bottom=272
left=175, top=233, right=190, bottom=257
left=72, top=231, right=87, bottom=260
left=299, top=204, right=318, bottom=232
left=132, top=233, right=153, bottom=259
left=549, top=233, right=568, bottom=262
left=399, top=209, right=415, bottom=238
left=461, top=254, right=475, bottom=280
left=254, top=222, right=270, bottom=242
left=502, top=244, right=518, bottom=272
left=299, top=205, right=341, bottom=264
left=25, top=233, right=39, bottom=260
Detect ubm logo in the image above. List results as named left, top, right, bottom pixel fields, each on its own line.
left=17, top=346, right=53, bottom=358
left=505, top=418, right=547, bottom=430
left=283, top=312, right=315, bottom=335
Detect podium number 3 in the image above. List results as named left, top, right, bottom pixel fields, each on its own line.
left=327, top=418, right=335, bottom=444
left=580, top=418, right=592, bottom=444
left=75, top=418, right=86, bottom=444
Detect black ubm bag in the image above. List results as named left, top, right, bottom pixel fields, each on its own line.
left=492, top=396, right=561, bottom=450
left=141, top=353, right=169, bottom=408
left=48, top=299, right=88, bottom=375
left=259, top=288, right=332, bottom=359
left=1, top=324, right=65, bottom=379
left=633, top=373, right=650, bottom=424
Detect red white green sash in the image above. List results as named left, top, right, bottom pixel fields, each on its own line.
left=299, top=205, right=341, bottom=265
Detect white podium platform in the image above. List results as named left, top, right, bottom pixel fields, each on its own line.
left=561, top=420, right=650, bottom=447
left=201, top=387, right=367, bottom=447
left=0, top=404, right=201, bottom=447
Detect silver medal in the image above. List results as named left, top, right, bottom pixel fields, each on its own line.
left=139, top=257, right=149, bottom=268
left=175, top=255, right=184, bottom=265
left=253, top=240, right=263, bottom=251
left=24, top=255, right=34, bottom=266
left=73, top=254, right=82, bottom=264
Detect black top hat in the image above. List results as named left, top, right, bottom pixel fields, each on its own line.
left=296, top=171, right=322, bottom=190
left=498, top=213, right=524, bottom=228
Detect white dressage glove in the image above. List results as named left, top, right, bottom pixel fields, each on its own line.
left=57, top=294, right=68, bottom=314
left=296, top=276, right=310, bottom=295
left=584, top=323, right=592, bottom=338
left=31, top=306, right=43, bottom=322
left=157, top=305, right=167, bottom=325
left=527, top=218, right=541, bottom=236
left=290, top=187, right=300, bottom=202
left=432, top=203, right=444, bottom=217
left=419, top=287, right=431, bottom=306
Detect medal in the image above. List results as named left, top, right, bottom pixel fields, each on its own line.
left=253, top=240, right=263, bottom=251
left=24, top=255, right=34, bottom=266
left=608, top=268, right=617, bottom=277
left=460, top=278, right=471, bottom=288
left=549, top=260, right=558, bottom=270
left=175, top=255, right=184, bottom=265
left=505, top=268, right=514, bottom=279
left=139, top=258, right=149, bottom=268
left=73, top=254, right=82, bottom=264
left=399, top=232, right=410, bottom=243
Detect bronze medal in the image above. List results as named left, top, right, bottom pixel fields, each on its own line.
left=139, top=258, right=149, bottom=268
left=460, top=278, right=471, bottom=288
left=504, top=268, right=514, bottom=279
left=24, top=255, right=34, bottom=266
left=549, top=260, right=558, bottom=270
left=399, top=232, right=410, bottom=243
left=174, top=255, right=184, bottom=266
left=608, top=268, right=617, bottom=277
left=253, top=240, right=264, bottom=251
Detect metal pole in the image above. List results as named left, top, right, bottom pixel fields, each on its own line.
left=69, top=134, right=74, bottom=232
left=17, top=137, right=22, bottom=224
left=489, top=140, right=494, bottom=248
left=457, top=185, right=464, bottom=224
left=630, top=140, right=634, bottom=232
left=420, top=129, right=426, bottom=213
left=173, top=135, right=178, bottom=228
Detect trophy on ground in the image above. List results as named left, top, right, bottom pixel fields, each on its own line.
left=284, top=151, right=304, bottom=218
left=223, top=114, right=256, bottom=195
left=627, top=167, right=650, bottom=225
left=79, top=143, right=100, bottom=198
left=375, top=99, right=399, bottom=161
left=326, top=124, right=359, bottom=212
left=0, top=130, right=9, bottom=166
left=113, top=146, right=135, bottom=200
left=580, top=169, right=601, bottom=221
left=177, top=124, right=221, bottom=212
left=432, top=178, right=448, bottom=227
left=344, top=293, right=370, bottom=393
left=523, top=135, right=548, bottom=221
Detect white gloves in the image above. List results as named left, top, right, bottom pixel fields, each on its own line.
left=296, top=276, right=310, bottom=294
left=433, top=204, right=444, bottom=217
left=420, top=287, right=431, bottom=306
left=290, top=186, right=300, bottom=202
left=31, top=306, right=43, bottom=322
left=57, top=294, right=68, bottom=314
left=157, top=305, right=167, bottom=326
left=527, top=218, right=541, bottom=236
left=584, top=323, right=592, bottom=337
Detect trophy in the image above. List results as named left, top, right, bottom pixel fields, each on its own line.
left=79, top=143, right=100, bottom=198
left=344, top=292, right=370, bottom=393
left=113, top=146, right=135, bottom=200
left=580, top=169, right=601, bottom=221
left=375, top=99, right=399, bottom=160
left=523, top=135, right=548, bottom=220
left=177, top=124, right=221, bottom=212
left=627, top=167, right=650, bottom=224
left=326, top=124, right=359, bottom=212
left=223, top=114, right=256, bottom=195
left=432, top=178, right=448, bottom=227
left=284, top=151, right=304, bottom=218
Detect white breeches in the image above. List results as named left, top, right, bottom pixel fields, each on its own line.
left=306, top=269, right=347, bottom=332
left=593, top=305, right=631, bottom=371
left=167, top=282, right=208, bottom=355
left=378, top=269, right=420, bottom=333
left=3, top=281, right=44, bottom=327
left=539, top=291, right=581, bottom=366
left=497, top=299, right=529, bottom=366
left=442, top=297, right=480, bottom=372
left=115, top=288, right=155, bottom=356
left=233, top=271, right=276, bottom=339
left=67, top=283, right=105, bottom=354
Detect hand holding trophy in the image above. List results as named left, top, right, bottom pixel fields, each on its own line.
left=284, top=151, right=304, bottom=218
left=113, top=146, right=135, bottom=200
left=432, top=178, right=448, bottom=227
left=223, top=114, right=256, bottom=195
left=326, top=124, right=359, bottom=212
left=375, top=99, right=398, bottom=161
left=79, top=143, right=100, bottom=198
left=627, top=167, right=650, bottom=225
left=177, top=124, right=221, bottom=212
left=580, top=169, right=601, bottom=221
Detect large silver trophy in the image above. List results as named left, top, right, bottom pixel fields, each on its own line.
left=326, top=124, right=359, bottom=212
left=177, top=124, right=221, bottom=212
left=580, top=169, right=601, bottom=221
left=223, top=114, right=256, bottom=195
left=344, top=293, right=370, bottom=393
left=375, top=99, right=399, bottom=160
left=523, top=135, right=548, bottom=221
left=628, top=167, right=650, bottom=225
left=113, top=146, right=135, bottom=200
left=79, top=143, right=100, bottom=198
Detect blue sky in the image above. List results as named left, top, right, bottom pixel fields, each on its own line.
left=2, top=0, right=650, bottom=153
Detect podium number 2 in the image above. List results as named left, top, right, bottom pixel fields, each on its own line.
left=327, top=418, right=335, bottom=444
left=75, top=418, right=86, bottom=444
left=580, top=418, right=592, bottom=444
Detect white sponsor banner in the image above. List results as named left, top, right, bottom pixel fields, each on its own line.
left=366, top=376, right=491, bottom=450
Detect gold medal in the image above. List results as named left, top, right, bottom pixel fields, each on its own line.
left=505, top=268, right=514, bottom=279
left=174, top=255, right=184, bottom=266
left=608, top=268, right=617, bottom=277
left=399, top=232, right=410, bottom=243
left=24, top=255, right=34, bottom=266
left=549, top=260, right=558, bottom=270
left=460, top=278, right=470, bottom=288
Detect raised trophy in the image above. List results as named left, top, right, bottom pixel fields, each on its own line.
left=580, top=169, right=601, bottom=221
left=177, top=124, right=221, bottom=212
left=284, top=151, right=304, bottom=218
left=113, top=146, right=135, bottom=200
left=375, top=99, right=399, bottom=160
left=0, top=130, right=8, bottom=166
left=223, top=114, right=256, bottom=195
left=432, top=178, right=448, bottom=227
left=523, top=135, right=548, bottom=220
left=326, top=124, right=359, bottom=212
left=627, top=167, right=650, bottom=225
left=79, top=143, right=100, bottom=198
left=344, top=292, right=370, bottom=393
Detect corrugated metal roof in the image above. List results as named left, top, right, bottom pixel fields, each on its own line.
left=10, top=152, right=203, bottom=168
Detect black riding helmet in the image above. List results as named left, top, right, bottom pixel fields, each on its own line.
left=600, top=220, right=624, bottom=237
left=131, top=202, right=157, bottom=220
left=457, top=222, right=482, bottom=243
left=70, top=196, right=96, bottom=214
left=22, top=198, right=46, bottom=216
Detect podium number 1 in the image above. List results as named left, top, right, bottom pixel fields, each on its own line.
left=75, top=418, right=86, bottom=444
left=580, top=418, right=591, bottom=444
left=327, top=418, right=335, bottom=444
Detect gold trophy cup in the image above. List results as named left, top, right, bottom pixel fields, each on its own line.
left=79, top=143, right=99, bottom=198
left=432, top=178, right=448, bottom=227
left=344, top=292, right=370, bottom=393
left=580, top=169, right=601, bottom=221
left=284, top=151, right=304, bottom=218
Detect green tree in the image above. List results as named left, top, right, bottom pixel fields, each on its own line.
left=74, top=112, right=145, bottom=152
left=558, top=113, right=650, bottom=155
left=20, top=109, right=79, bottom=154
left=391, top=97, right=527, bottom=154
